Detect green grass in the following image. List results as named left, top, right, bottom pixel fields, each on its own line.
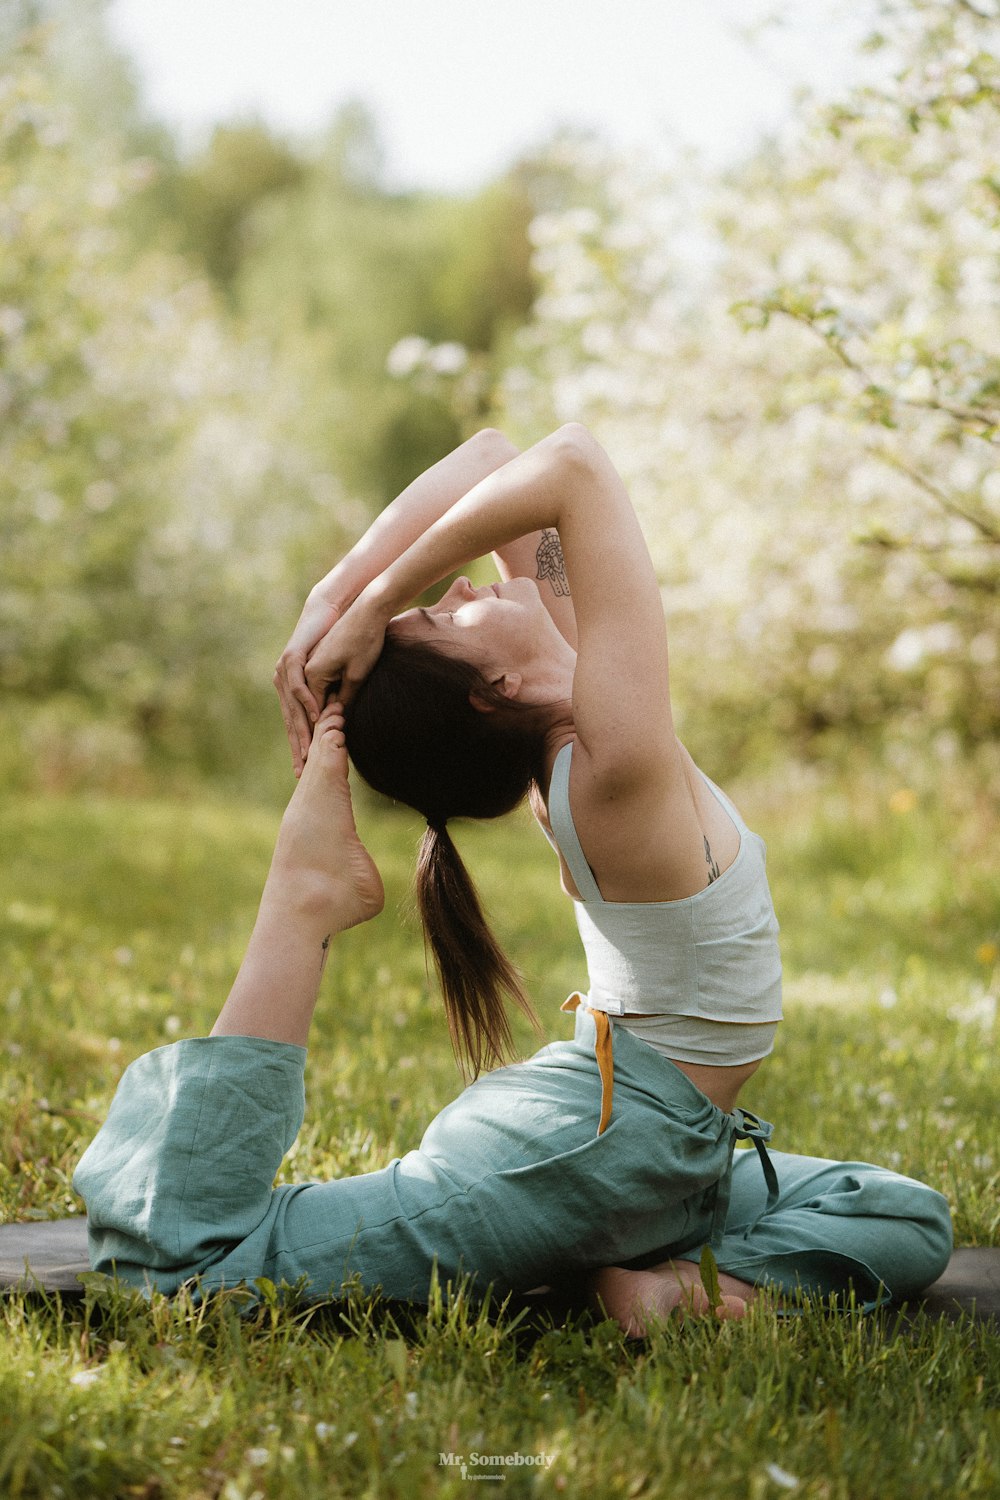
left=1, top=766, right=998, bottom=1499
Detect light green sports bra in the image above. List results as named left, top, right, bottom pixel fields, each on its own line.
left=545, top=741, right=783, bottom=1067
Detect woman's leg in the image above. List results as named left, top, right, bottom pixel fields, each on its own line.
left=73, top=705, right=388, bottom=1291
left=210, top=701, right=383, bottom=1045
left=587, top=1145, right=952, bottom=1336
left=715, top=1147, right=953, bottom=1302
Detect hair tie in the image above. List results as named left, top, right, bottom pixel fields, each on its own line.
left=427, top=815, right=447, bottom=835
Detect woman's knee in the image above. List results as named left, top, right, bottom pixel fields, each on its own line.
left=876, top=1177, right=953, bottom=1296
left=910, top=1184, right=954, bottom=1289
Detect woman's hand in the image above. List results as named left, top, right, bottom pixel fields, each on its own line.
left=303, top=596, right=390, bottom=719
left=274, top=590, right=342, bottom=776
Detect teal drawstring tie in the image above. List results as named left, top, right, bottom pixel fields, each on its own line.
left=732, top=1108, right=780, bottom=1214
left=708, top=1107, right=779, bottom=1249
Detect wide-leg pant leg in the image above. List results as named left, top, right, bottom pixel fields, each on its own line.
left=712, top=1147, right=953, bottom=1301
left=73, top=1036, right=534, bottom=1303
left=73, top=1037, right=309, bottom=1293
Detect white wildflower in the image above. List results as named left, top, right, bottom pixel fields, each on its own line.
left=385, top=336, right=430, bottom=378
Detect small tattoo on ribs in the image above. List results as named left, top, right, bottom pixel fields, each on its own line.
left=535, top=528, right=571, bottom=597
left=704, top=837, right=721, bottom=885
left=320, top=933, right=331, bottom=971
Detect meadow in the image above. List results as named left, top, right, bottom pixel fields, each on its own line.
left=1, top=763, right=998, bottom=1499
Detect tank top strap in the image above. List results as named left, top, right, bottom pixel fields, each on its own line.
left=697, top=769, right=752, bottom=837
left=546, top=741, right=604, bottom=904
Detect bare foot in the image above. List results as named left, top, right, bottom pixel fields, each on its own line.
left=268, top=703, right=384, bottom=932
left=591, top=1258, right=755, bottom=1337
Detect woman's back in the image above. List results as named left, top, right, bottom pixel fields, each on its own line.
left=540, top=737, right=782, bottom=1113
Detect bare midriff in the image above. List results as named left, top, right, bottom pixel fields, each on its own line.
left=664, top=1055, right=764, bottom=1114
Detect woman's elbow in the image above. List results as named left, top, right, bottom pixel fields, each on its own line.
left=471, top=426, right=520, bottom=465
left=551, top=422, right=603, bottom=470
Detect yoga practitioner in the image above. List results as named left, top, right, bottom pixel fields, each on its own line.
left=74, top=426, right=952, bottom=1332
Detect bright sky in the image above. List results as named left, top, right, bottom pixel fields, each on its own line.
left=107, top=0, right=878, bottom=192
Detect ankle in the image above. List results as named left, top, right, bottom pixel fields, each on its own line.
left=260, top=869, right=351, bottom=931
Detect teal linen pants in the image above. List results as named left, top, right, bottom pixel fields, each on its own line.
left=73, top=1007, right=952, bottom=1305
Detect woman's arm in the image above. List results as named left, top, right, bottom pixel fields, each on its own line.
left=308, top=424, right=676, bottom=792
left=493, top=527, right=578, bottom=650
left=275, top=429, right=519, bottom=773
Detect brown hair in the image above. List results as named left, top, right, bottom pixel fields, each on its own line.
left=344, top=632, right=546, bottom=1077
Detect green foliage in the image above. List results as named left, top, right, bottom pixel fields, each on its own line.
left=6, top=0, right=1000, bottom=795
left=0, top=7, right=543, bottom=790
left=1, top=0, right=154, bottom=153
left=698, top=1245, right=723, bottom=1309
left=728, top=0, right=1000, bottom=732
left=169, top=120, right=307, bottom=289
left=486, top=3, right=1000, bottom=772
left=0, top=775, right=998, bottom=1497
left=233, top=142, right=536, bottom=504
left=0, top=24, right=349, bottom=787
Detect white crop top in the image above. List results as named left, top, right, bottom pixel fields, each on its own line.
left=545, top=741, right=783, bottom=1067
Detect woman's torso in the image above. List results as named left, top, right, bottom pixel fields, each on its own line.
left=534, top=737, right=781, bottom=1113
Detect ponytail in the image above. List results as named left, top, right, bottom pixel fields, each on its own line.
left=344, top=632, right=547, bottom=1078
left=417, top=820, right=539, bottom=1078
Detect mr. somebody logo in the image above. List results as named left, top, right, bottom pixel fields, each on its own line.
left=439, top=1450, right=557, bottom=1481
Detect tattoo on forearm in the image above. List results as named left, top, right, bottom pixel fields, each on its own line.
left=535, top=528, right=571, bottom=598
left=320, top=934, right=331, bottom=973
left=704, top=837, right=721, bottom=885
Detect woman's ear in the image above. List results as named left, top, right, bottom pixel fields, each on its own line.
left=469, top=672, right=523, bottom=713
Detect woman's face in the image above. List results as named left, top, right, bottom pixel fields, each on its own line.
left=389, top=575, right=558, bottom=677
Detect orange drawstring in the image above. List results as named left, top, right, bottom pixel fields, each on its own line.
left=561, top=993, right=614, bottom=1135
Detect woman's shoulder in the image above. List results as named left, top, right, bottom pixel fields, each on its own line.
left=539, top=735, right=744, bottom=905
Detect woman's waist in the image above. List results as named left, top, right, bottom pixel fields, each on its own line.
left=608, top=1009, right=778, bottom=1061
left=659, top=1054, right=765, bottom=1115
left=606, top=1008, right=776, bottom=1111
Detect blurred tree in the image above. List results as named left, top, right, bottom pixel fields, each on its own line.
left=321, top=96, right=386, bottom=192
left=235, top=105, right=538, bottom=504
left=424, top=176, right=536, bottom=353
left=723, top=0, right=1000, bottom=760
left=0, top=24, right=344, bottom=789
left=0, top=1, right=553, bottom=791
left=171, top=120, right=306, bottom=290
left=1, top=0, right=169, bottom=153
left=0, top=4, right=548, bottom=789
left=483, top=4, right=999, bottom=775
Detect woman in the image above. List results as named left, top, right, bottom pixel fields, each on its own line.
left=75, top=426, right=952, bottom=1333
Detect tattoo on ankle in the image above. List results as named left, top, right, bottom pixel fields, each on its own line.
left=535, top=528, right=571, bottom=597
left=704, top=836, right=721, bottom=885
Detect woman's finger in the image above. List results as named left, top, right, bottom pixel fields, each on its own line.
left=277, top=655, right=319, bottom=727
left=291, top=696, right=312, bottom=768
left=286, top=657, right=320, bottom=725
left=338, top=671, right=363, bottom=707
left=275, top=669, right=313, bottom=774
left=304, top=659, right=342, bottom=703
left=275, top=655, right=318, bottom=770
left=274, top=684, right=304, bottom=778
